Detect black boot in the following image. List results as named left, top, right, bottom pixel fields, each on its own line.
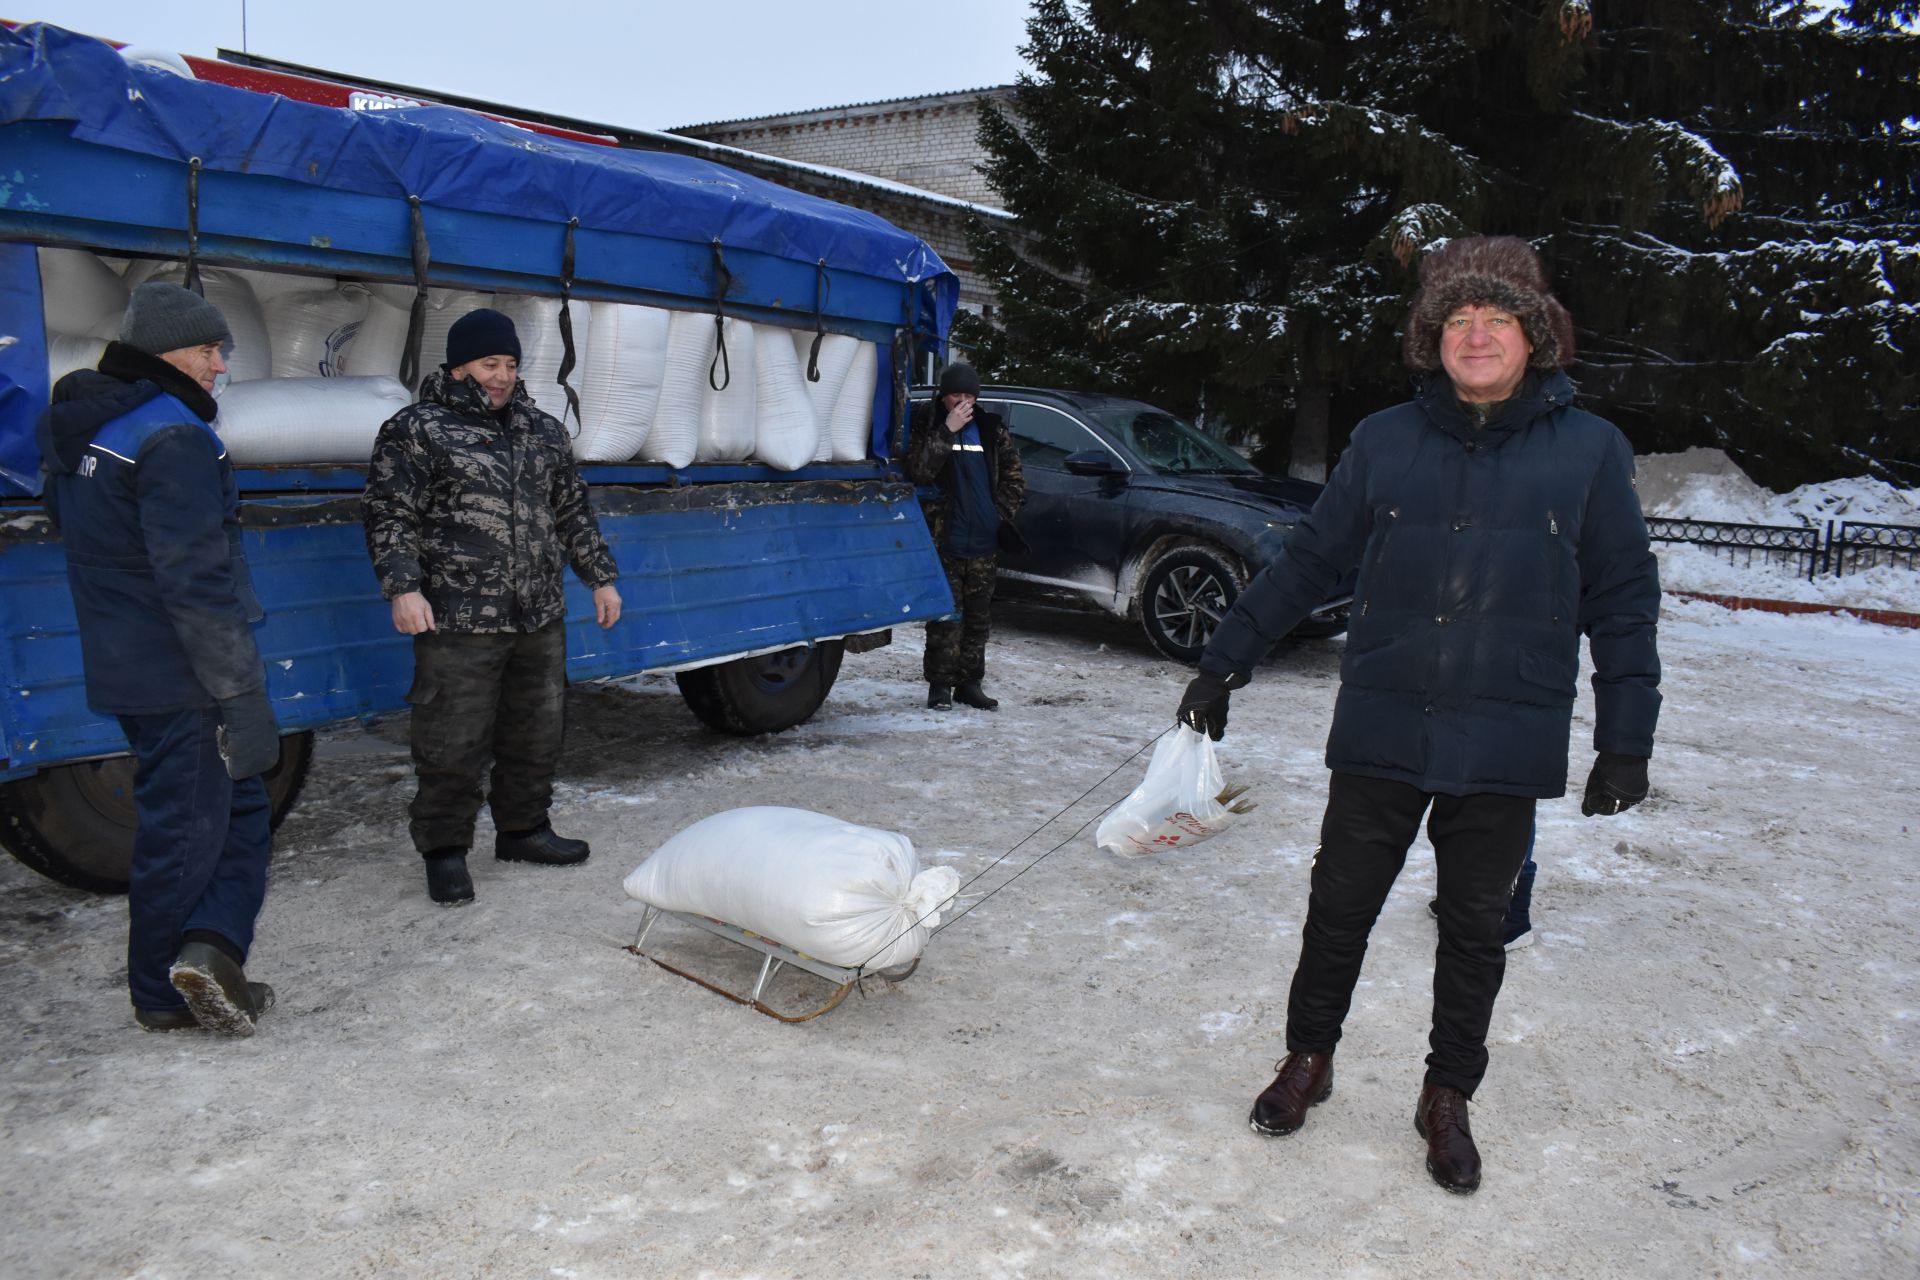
left=927, top=684, right=954, bottom=710
left=1248, top=1051, right=1334, bottom=1136
left=167, top=941, right=271, bottom=1037
left=136, top=981, right=274, bottom=1032
left=1415, top=1081, right=1483, bottom=1194
left=495, top=823, right=590, bottom=866
left=954, top=680, right=999, bottom=711
left=424, top=849, right=476, bottom=906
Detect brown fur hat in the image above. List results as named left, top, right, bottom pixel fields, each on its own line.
left=1401, top=236, right=1576, bottom=372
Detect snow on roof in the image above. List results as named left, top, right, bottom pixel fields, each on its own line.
left=653, top=131, right=1015, bottom=220
left=673, top=86, right=1013, bottom=132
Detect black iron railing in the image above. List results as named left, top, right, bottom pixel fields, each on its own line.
left=1646, top=517, right=1920, bottom=582
left=1826, top=520, right=1920, bottom=576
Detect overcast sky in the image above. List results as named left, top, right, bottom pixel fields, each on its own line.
left=26, top=1, right=1037, bottom=131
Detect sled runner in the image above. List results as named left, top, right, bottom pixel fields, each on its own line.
left=626, top=905, right=919, bottom=1023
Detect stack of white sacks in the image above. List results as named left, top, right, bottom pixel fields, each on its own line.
left=36, top=247, right=880, bottom=468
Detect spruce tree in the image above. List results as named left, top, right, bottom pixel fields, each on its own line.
left=969, top=0, right=1918, bottom=488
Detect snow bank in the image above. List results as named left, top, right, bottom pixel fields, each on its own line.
left=1635, top=448, right=1919, bottom=612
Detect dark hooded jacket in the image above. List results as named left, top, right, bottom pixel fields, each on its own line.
left=363, top=370, right=617, bottom=633
left=1199, top=371, right=1661, bottom=799
left=904, top=399, right=1027, bottom=554
left=35, top=342, right=265, bottom=714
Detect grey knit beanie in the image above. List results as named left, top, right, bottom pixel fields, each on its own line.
left=119, top=282, right=231, bottom=357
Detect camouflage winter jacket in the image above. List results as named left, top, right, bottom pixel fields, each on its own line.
left=904, top=399, right=1027, bottom=553
left=363, top=371, right=617, bottom=633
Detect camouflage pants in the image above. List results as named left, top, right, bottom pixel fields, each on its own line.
left=406, top=623, right=567, bottom=854
left=925, top=550, right=997, bottom=686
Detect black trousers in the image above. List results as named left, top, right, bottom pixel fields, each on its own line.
left=405, top=623, right=567, bottom=854
left=1284, top=772, right=1536, bottom=1097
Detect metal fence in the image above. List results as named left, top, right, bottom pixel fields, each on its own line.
left=1827, top=520, right=1920, bottom=577
left=1646, top=517, right=1920, bottom=581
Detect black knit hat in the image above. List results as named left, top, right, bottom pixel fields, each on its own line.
left=1402, top=236, right=1576, bottom=372
left=445, top=307, right=521, bottom=369
left=119, top=282, right=230, bottom=357
left=937, top=361, right=980, bottom=397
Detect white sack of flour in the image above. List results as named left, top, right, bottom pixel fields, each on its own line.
left=623, top=806, right=961, bottom=971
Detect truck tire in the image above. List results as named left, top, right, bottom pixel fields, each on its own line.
left=0, top=731, right=315, bottom=895
left=1139, top=546, right=1245, bottom=664
left=675, top=642, right=845, bottom=736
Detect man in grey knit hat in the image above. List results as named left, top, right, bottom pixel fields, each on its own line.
left=36, top=280, right=283, bottom=1036
left=1174, top=236, right=1661, bottom=1194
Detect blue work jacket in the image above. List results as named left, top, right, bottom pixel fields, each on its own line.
left=37, top=370, right=264, bottom=714
left=1201, top=371, right=1661, bottom=798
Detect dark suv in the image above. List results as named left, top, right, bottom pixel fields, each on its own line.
left=908, top=385, right=1353, bottom=663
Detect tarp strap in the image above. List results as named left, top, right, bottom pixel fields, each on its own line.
left=398, top=196, right=431, bottom=390
left=556, top=217, right=582, bottom=433
left=806, top=258, right=830, bottom=382
left=708, top=238, right=732, bottom=392
left=889, top=328, right=912, bottom=459
left=888, top=281, right=916, bottom=457
left=182, top=157, right=203, bottom=297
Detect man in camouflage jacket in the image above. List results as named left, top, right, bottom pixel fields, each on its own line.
left=364, top=308, right=620, bottom=906
left=905, top=361, right=1025, bottom=712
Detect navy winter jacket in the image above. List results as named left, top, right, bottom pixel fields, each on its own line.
left=1201, top=371, right=1661, bottom=799
left=36, top=351, right=265, bottom=715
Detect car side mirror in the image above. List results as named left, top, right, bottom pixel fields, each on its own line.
left=1063, top=449, right=1124, bottom=477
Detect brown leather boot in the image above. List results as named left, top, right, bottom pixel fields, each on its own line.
left=1248, top=1052, right=1333, bottom=1137
left=1415, top=1081, right=1482, bottom=1194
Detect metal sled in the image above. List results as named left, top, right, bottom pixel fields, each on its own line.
left=626, top=905, right=919, bottom=1023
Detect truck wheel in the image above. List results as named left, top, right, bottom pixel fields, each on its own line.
left=1139, top=546, right=1244, bottom=664
left=675, top=642, right=845, bottom=736
left=0, top=732, right=315, bottom=895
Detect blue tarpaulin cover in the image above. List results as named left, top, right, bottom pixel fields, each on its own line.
left=0, top=23, right=957, bottom=304
left=0, top=23, right=959, bottom=492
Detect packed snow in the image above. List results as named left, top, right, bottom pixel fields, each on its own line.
left=1637, top=447, right=1919, bottom=612
left=0, top=452, right=1914, bottom=1277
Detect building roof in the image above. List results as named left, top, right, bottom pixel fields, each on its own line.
left=674, top=86, right=1015, bottom=133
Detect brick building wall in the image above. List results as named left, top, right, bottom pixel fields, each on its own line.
left=673, top=89, right=1014, bottom=209
left=671, top=89, right=1022, bottom=337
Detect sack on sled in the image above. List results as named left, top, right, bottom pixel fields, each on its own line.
left=623, top=806, right=961, bottom=971
left=1095, top=726, right=1255, bottom=857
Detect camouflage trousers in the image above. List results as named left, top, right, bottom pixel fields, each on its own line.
left=925, top=550, right=997, bottom=686
left=405, top=622, right=567, bottom=854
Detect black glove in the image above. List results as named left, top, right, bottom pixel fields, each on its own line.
left=1176, top=670, right=1246, bottom=742
left=1581, top=752, right=1649, bottom=816
left=217, top=690, right=282, bottom=781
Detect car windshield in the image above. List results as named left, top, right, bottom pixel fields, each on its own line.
left=1080, top=402, right=1259, bottom=475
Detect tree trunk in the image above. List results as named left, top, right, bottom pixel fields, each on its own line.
left=1288, top=384, right=1329, bottom=483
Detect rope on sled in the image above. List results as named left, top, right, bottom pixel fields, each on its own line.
left=851, top=724, right=1175, bottom=979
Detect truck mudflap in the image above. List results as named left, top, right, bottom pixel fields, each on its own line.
left=0, top=477, right=952, bottom=782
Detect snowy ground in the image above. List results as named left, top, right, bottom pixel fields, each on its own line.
left=1, top=456, right=1916, bottom=1278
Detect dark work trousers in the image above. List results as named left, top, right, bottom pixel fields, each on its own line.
left=925, top=550, right=997, bottom=686
left=406, top=622, right=567, bottom=854
left=1285, top=771, right=1536, bottom=1097
left=118, top=708, right=272, bottom=1013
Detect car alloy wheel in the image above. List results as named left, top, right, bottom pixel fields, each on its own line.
left=1140, top=546, right=1243, bottom=664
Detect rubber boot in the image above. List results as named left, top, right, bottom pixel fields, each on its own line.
left=424, top=849, right=475, bottom=906
left=954, top=680, right=999, bottom=711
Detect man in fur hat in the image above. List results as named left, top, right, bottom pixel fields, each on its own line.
left=1174, top=236, right=1661, bottom=1193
